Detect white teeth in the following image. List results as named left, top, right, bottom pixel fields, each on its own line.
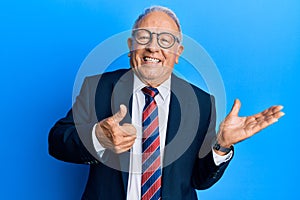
left=144, top=57, right=160, bottom=63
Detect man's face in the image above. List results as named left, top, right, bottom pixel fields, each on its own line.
left=128, top=11, right=184, bottom=87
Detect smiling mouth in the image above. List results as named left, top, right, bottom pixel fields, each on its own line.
left=143, top=56, right=161, bottom=63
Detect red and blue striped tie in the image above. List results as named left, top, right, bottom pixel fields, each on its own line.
left=141, top=86, right=162, bottom=200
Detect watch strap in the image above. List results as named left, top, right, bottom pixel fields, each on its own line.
left=213, top=142, right=233, bottom=153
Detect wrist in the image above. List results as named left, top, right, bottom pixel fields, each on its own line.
left=216, top=131, right=232, bottom=148
left=213, top=141, right=233, bottom=155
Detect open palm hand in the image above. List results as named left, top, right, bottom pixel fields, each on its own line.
left=217, top=99, right=285, bottom=148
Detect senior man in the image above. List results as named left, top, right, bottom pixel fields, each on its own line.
left=49, top=6, right=284, bottom=200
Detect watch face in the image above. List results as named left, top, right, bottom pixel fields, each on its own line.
left=213, top=143, right=220, bottom=150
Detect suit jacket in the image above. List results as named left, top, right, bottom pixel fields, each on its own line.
left=48, top=68, right=232, bottom=200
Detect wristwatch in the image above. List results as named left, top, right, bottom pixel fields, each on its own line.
left=213, top=142, right=233, bottom=154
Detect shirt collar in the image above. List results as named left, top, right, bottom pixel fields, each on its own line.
left=133, top=73, right=171, bottom=101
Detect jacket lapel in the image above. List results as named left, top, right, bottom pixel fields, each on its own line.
left=161, top=74, right=201, bottom=198
left=111, top=69, right=134, bottom=194
left=162, top=76, right=181, bottom=194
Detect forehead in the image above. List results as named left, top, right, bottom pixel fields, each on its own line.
left=136, top=11, right=179, bottom=33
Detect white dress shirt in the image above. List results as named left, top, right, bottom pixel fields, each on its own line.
left=92, top=74, right=232, bottom=200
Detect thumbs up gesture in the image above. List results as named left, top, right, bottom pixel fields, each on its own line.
left=215, top=99, right=285, bottom=155
left=95, top=104, right=137, bottom=154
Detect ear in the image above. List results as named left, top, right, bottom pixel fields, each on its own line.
left=127, top=38, right=133, bottom=51
left=127, top=38, right=134, bottom=67
left=127, top=38, right=133, bottom=57
left=175, top=45, right=184, bottom=64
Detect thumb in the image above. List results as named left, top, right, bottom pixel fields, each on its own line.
left=112, top=104, right=127, bottom=123
left=229, top=99, right=241, bottom=116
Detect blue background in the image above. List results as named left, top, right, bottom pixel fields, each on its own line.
left=0, top=0, right=299, bottom=199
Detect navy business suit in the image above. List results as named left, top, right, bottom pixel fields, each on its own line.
left=48, top=68, right=232, bottom=199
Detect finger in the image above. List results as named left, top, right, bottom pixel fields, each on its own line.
left=228, top=99, right=241, bottom=117
left=245, top=107, right=284, bottom=136
left=254, top=109, right=285, bottom=122
left=121, top=123, right=137, bottom=136
left=277, top=111, right=285, bottom=118
left=270, top=111, right=285, bottom=120
left=114, top=144, right=133, bottom=154
left=99, top=121, right=114, bottom=135
left=248, top=118, right=277, bottom=135
left=99, top=125, right=114, bottom=142
left=96, top=122, right=111, bottom=139
left=267, top=109, right=285, bottom=118
left=95, top=128, right=114, bottom=148
left=120, top=136, right=137, bottom=146
left=112, top=104, right=127, bottom=123
left=111, top=135, right=137, bottom=153
left=264, top=105, right=283, bottom=116
left=120, top=142, right=136, bottom=152
left=258, top=111, right=283, bottom=128
left=254, top=105, right=284, bottom=118
left=113, top=134, right=137, bottom=146
left=274, top=105, right=284, bottom=111
left=258, top=117, right=279, bottom=130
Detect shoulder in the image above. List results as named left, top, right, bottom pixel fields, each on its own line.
left=84, top=68, right=130, bottom=80
left=171, top=73, right=213, bottom=102
left=77, top=68, right=131, bottom=97
left=84, top=68, right=130, bottom=83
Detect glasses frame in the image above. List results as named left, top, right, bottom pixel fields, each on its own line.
left=132, top=28, right=181, bottom=49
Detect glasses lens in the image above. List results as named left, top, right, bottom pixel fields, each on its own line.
left=134, top=29, right=151, bottom=45
left=158, top=33, right=175, bottom=48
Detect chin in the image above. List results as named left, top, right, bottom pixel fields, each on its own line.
left=142, top=68, right=164, bottom=79
left=133, top=64, right=172, bottom=85
left=141, top=74, right=160, bottom=82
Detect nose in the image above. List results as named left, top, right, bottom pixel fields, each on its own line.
left=145, top=34, right=160, bottom=52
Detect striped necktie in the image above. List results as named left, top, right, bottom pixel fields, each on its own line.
left=141, top=86, right=162, bottom=200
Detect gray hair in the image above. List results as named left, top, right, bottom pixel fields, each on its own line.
left=132, top=6, right=182, bottom=39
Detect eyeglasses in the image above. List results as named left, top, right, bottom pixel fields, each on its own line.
left=132, top=28, right=181, bottom=49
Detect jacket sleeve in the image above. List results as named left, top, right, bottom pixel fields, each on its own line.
left=192, top=95, right=233, bottom=190
left=48, top=76, right=100, bottom=164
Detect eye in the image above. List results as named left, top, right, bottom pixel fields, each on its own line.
left=160, top=38, right=171, bottom=44
left=134, top=30, right=152, bottom=44
left=158, top=34, right=174, bottom=47
left=138, top=36, right=150, bottom=40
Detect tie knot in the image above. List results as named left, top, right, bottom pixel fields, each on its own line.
left=142, top=86, right=159, bottom=98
